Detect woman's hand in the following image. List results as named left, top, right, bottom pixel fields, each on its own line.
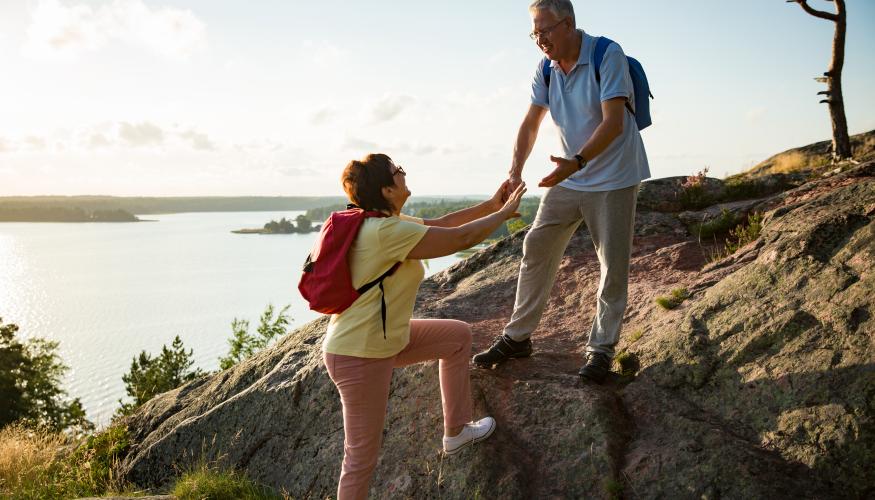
left=499, top=182, right=527, bottom=220
left=489, top=179, right=511, bottom=211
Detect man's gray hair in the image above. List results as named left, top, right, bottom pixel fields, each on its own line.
left=529, top=0, right=576, bottom=26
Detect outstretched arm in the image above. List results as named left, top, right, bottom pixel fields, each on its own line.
left=407, top=183, right=527, bottom=260
left=539, top=97, right=626, bottom=187
left=508, top=104, right=548, bottom=190
left=424, top=180, right=509, bottom=228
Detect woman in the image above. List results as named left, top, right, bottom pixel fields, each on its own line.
left=323, top=153, right=526, bottom=499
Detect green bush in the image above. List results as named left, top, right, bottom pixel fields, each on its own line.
left=0, top=318, right=91, bottom=433
left=117, top=336, right=203, bottom=417
left=506, top=218, right=528, bottom=234
left=725, top=213, right=763, bottom=254
left=708, top=212, right=764, bottom=262
left=689, top=209, right=740, bottom=240
left=219, top=304, right=291, bottom=370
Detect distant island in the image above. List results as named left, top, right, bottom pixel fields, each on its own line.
left=232, top=215, right=320, bottom=235
left=0, top=206, right=140, bottom=222
left=0, top=195, right=350, bottom=216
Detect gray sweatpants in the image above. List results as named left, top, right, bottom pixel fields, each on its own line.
left=503, top=183, right=639, bottom=358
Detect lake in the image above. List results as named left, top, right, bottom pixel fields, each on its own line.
left=0, top=212, right=462, bottom=426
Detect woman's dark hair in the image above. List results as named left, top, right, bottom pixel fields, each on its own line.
left=341, top=153, right=396, bottom=212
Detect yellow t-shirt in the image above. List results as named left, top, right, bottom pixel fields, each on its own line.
left=322, top=214, right=429, bottom=358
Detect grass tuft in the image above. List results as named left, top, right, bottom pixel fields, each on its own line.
left=614, top=351, right=639, bottom=377
left=0, top=423, right=137, bottom=499
left=707, top=212, right=763, bottom=262
left=628, top=330, right=644, bottom=343
left=604, top=477, right=624, bottom=499
left=173, top=461, right=283, bottom=500
left=655, top=288, right=689, bottom=310
left=689, top=209, right=739, bottom=241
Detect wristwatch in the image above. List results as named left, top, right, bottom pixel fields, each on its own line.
left=574, top=154, right=587, bottom=170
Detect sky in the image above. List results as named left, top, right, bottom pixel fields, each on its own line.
left=0, top=0, right=873, bottom=197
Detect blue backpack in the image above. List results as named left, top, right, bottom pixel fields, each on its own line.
left=543, top=36, right=652, bottom=130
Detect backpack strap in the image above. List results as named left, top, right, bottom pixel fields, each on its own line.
left=593, top=36, right=635, bottom=117
left=542, top=58, right=551, bottom=88
left=356, top=262, right=400, bottom=339
left=592, top=36, right=613, bottom=84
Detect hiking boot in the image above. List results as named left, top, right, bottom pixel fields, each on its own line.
left=443, top=416, right=496, bottom=455
left=472, top=335, right=532, bottom=368
left=578, top=352, right=612, bottom=384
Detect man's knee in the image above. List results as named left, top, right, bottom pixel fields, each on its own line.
left=522, top=224, right=551, bottom=257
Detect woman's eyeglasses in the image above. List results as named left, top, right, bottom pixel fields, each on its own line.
left=392, top=165, right=406, bottom=176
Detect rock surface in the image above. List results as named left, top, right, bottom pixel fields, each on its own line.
left=118, top=157, right=874, bottom=498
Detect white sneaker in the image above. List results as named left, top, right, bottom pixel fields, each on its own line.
left=442, top=416, right=496, bottom=455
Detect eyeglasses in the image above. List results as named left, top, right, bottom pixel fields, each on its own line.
left=392, top=165, right=406, bottom=176
left=529, top=18, right=567, bottom=40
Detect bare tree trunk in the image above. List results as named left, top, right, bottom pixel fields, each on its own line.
left=790, top=0, right=852, bottom=160
left=827, top=0, right=851, bottom=159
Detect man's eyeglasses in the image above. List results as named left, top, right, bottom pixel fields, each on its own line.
left=392, top=165, right=406, bottom=176
left=529, top=18, right=567, bottom=41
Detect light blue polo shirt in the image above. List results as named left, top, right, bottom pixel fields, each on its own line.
left=531, top=30, right=650, bottom=192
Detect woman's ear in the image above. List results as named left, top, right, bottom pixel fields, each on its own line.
left=381, top=185, right=393, bottom=199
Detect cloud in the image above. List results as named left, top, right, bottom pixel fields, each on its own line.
left=179, top=129, right=216, bottom=151
left=119, top=121, right=164, bottom=147
left=371, top=94, right=415, bottom=123
left=25, top=136, right=47, bottom=151
left=342, top=136, right=380, bottom=152
left=0, top=136, right=49, bottom=152
left=88, top=133, right=111, bottom=149
left=309, top=107, right=337, bottom=126
left=23, top=0, right=207, bottom=61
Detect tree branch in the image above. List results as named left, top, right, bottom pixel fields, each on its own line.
left=786, top=0, right=839, bottom=22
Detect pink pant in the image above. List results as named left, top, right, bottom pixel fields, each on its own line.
left=324, top=318, right=474, bottom=500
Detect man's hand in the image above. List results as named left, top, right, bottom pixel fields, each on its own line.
left=489, top=179, right=511, bottom=210
left=505, top=173, right=523, bottom=200
left=538, top=155, right=579, bottom=187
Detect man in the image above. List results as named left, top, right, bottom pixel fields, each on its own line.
left=473, top=0, right=650, bottom=383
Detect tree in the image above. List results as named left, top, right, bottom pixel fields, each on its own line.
left=0, top=318, right=92, bottom=432
left=787, top=0, right=851, bottom=160
left=219, top=304, right=291, bottom=370
left=295, top=214, right=312, bottom=232
left=117, top=335, right=203, bottom=416
left=507, top=219, right=528, bottom=234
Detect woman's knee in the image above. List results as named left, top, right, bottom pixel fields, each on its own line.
left=443, top=319, right=472, bottom=349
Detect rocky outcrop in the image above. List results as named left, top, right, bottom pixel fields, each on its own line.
left=118, top=158, right=874, bottom=499
left=618, top=163, right=875, bottom=498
